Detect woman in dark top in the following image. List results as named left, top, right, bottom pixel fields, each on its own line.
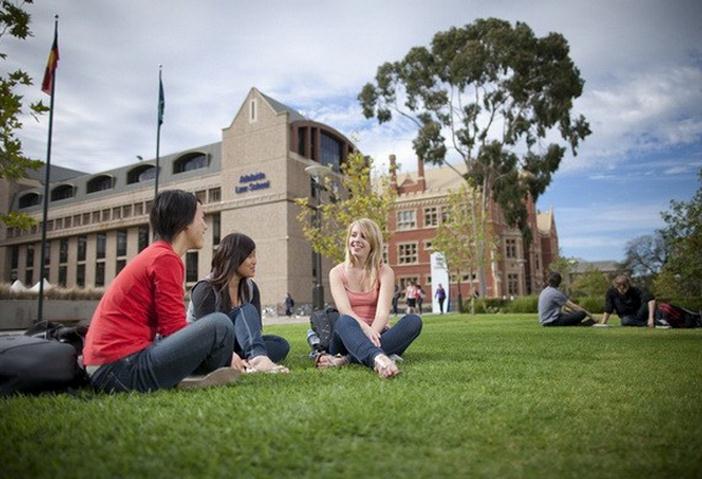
left=189, top=233, right=289, bottom=373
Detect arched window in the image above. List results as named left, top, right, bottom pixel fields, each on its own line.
left=50, top=184, right=74, bottom=202
left=127, top=165, right=157, bottom=184
left=173, top=152, right=208, bottom=174
left=19, top=192, right=41, bottom=209
left=87, top=175, right=115, bottom=193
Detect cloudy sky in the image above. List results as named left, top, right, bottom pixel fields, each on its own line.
left=4, top=0, right=702, bottom=262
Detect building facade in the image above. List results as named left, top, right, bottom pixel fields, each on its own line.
left=386, top=155, right=559, bottom=300
left=0, top=88, right=355, bottom=309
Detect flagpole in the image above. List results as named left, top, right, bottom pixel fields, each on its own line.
left=155, top=65, right=162, bottom=198
left=37, top=15, right=59, bottom=325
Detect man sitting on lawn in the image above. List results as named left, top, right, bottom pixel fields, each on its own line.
left=83, top=190, right=245, bottom=392
left=600, top=275, right=666, bottom=328
left=538, top=272, right=595, bottom=327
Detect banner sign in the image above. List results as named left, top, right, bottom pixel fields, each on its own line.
left=235, top=172, right=270, bottom=194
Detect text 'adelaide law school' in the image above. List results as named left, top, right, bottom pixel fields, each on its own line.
left=235, top=172, right=270, bottom=194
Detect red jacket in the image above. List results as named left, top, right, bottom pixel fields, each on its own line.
left=83, top=241, right=187, bottom=365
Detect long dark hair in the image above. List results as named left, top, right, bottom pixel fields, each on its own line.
left=209, top=233, right=256, bottom=309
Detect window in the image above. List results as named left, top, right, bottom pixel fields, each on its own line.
left=112, top=207, right=121, bottom=220
left=115, top=259, right=126, bottom=275
left=10, top=246, right=18, bottom=269
left=441, top=206, right=449, bottom=223
left=46, top=220, right=53, bottom=232
left=64, top=216, right=72, bottom=228
left=59, top=238, right=68, bottom=263
left=50, top=184, right=74, bottom=201
left=96, top=233, right=106, bottom=259
left=212, top=213, right=221, bottom=246
left=135, top=202, right=144, bottom=216
left=55, top=218, right=63, bottom=230
left=396, top=210, right=416, bottom=230
left=424, top=241, right=433, bottom=251
left=249, top=99, right=257, bottom=123
left=19, top=192, right=41, bottom=209
left=208, top=187, right=221, bottom=203
left=92, top=211, right=100, bottom=223
left=320, top=131, right=342, bottom=172
left=186, top=251, right=198, bottom=283
left=398, top=243, right=418, bottom=264
left=507, top=273, right=519, bottom=296
left=73, top=214, right=81, bottom=227
left=58, top=266, right=67, bottom=287
left=195, top=190, right=206, bottom=204
left=123, top=205, right=132, bottom=218
left=83, top=212, right=91, bottom=225
left=101, top=209, right=111, bottom=222
left=145, top=200, right=153, bottom=213
left=173, top=153, right=208, bottom=173
left=86, top=175, right=114, bottom=193
left=95, top=261, right=105, bottom=287
left=127, top=165, right=156, bottom=184
left=138, top=225, right=149, bottom=252
left=426, top=275, right=432, bottom=285
left=505, top=239, right=517, bottom=259
left=76, top=264, right=85, bottom=288
left=77, top=235, right=87, bottom=262
left=116, top=229, right=127, bottom=257
left=424, top=207, right=439, bottom=227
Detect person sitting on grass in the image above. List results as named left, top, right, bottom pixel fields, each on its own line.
left=83, top=190, right=244, bottom=393
left=316, top=218, right=423, bottom=378
left=538, top=272, right=595, bottom=327
left=600, top=275, right=667, bottom=328
left=188, top=233, right=289, bottom=374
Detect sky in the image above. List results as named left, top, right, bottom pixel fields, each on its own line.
left=4, top=0, right=702, bottom=262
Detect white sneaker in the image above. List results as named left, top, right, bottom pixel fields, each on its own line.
left=655, top=324, right=672, bottom=329
left=177, top=367, right=241, bottom=390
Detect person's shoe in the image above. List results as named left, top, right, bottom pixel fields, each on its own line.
left=177, top=367, right=241, bottom=390
left=580, top=317, right=596, bottom=326
left=655, top=324, right=672, bottom=329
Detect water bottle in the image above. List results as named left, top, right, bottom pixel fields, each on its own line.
left=306, top=328, right=321, bottom=356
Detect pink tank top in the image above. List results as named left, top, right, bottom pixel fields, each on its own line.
left=341, top=266, right=379, bottom=325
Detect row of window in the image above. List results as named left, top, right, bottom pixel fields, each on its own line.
left=10, top=214, right=221, bottom=287
left=8, top=188, right=221, bottom=239
left=17, top=154, right=213, bottom=209
left=396, top=206, right=450, bottom=230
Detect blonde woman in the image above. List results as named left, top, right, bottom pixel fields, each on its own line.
left=317, top=218, right=422, bottom=378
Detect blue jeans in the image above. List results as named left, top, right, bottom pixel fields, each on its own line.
left=229, top=303, right=290, bottom=362
left=329, top=314, right=422, bottom=368
left=90, top=312, right=235, bottom=393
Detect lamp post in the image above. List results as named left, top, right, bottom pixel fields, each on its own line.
left=305, top=163, right=333, bottom=311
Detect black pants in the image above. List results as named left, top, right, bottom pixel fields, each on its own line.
left=544, top=310, right=587, bottom=326
left=621, top=303, right=652, bottom=326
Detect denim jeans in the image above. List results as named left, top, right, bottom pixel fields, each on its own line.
left=543, top=310, right=587, bottom=326
left=329, top=314, right=422, bottom=368
left=620, top=302, right=651, bottom=326
left=229, top=303, right=290, bottom=362
left=90, top=312, right=235, bottom=393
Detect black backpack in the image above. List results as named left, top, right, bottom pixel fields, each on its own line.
left=309, top=307, right=339, bottom=352
left=0, top=321, right=88, bottom=396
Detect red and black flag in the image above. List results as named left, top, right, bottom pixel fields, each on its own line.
left=41, top=27, right=59, bottom=95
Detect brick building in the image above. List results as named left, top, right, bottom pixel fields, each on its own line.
left=386, top=155, right=559, bottom=301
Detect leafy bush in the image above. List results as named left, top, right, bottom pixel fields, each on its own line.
left=505, top=295, right=539, bottom=313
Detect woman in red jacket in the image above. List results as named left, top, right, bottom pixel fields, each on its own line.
left=83, top=190, right=243, bottom=392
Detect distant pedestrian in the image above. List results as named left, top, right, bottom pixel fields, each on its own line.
left=435, top=284, right=446, bottom=314
left=416, top=285, right=425, bottom=313
left=284, top=293, right=295, bottom=317
left=405, top=282, right=418, bottom=314
left=392, top=283, right=401, bottom=316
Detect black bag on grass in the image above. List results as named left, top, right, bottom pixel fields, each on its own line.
left=309, top=306, right=339, bottom=352
left=0, top=335, right=85, bottom=396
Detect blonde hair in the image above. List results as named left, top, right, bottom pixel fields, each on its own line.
left=344, top=218, right=383, bottom=287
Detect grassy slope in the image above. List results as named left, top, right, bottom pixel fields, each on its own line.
left=1, top=314, right=701, bottom=479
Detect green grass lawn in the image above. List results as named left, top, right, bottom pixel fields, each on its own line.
left=1, top=314, right=701, bottom=478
